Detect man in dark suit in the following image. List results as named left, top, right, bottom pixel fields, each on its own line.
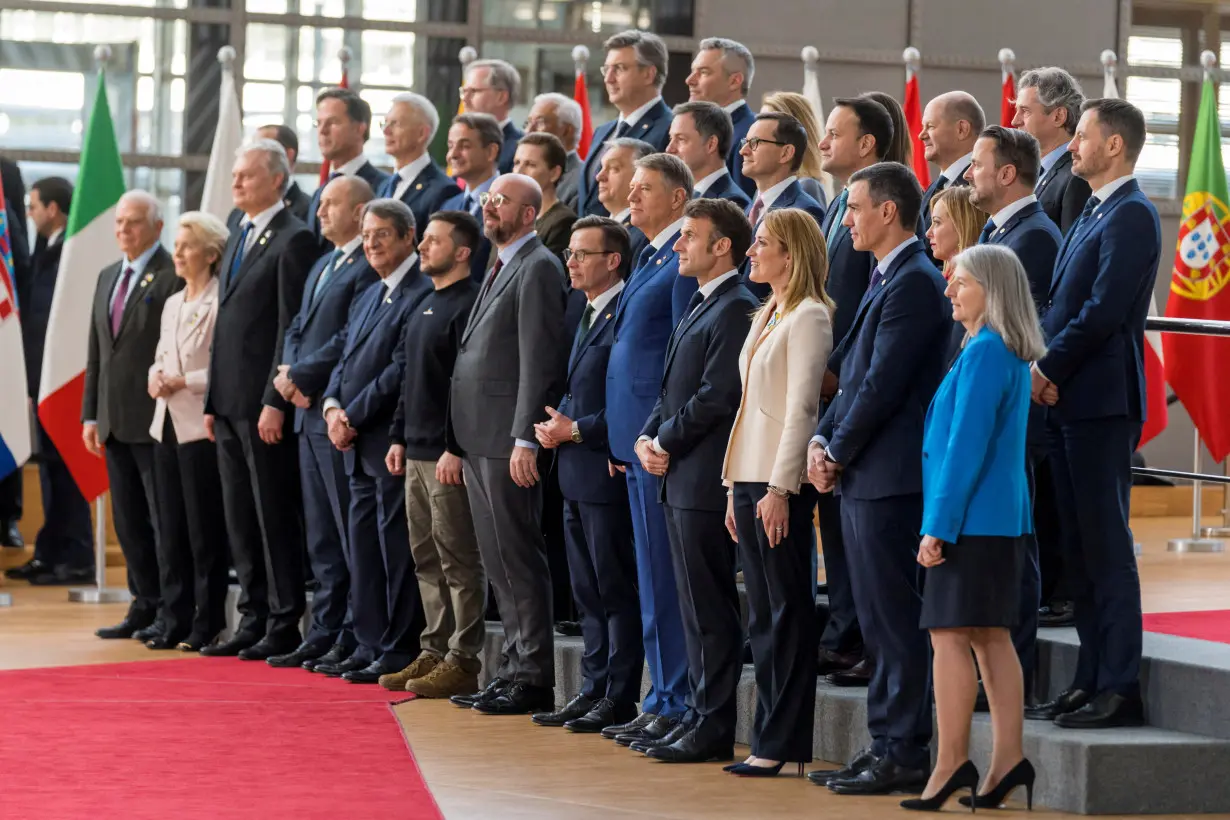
left=306, top=87, right=390, bottom=251
left=918, top=92, right=984, bottom=239
left=967, top=124, right=1062, bottom=705
left=686, top=38, right=757, bottom=199
left=463, top=59, right=524, bottom=175
left=440, top=113, right=503, bottom=279
left=256, top=124, right=313, bottom=221
left=668, top=101, right=749, bottom=209
left=635, top=198, right=756, bottom=764
left=447, top=174, right=569, bottom=715
left=528, top=92, right=585, bottom=212
left=264, top=176, right=379, bottom=670
left=530, top=216, right=640, bottom=732
left=1015, top=68, right=1093, bottom=236
left=202, top=139, right=319, bottom=659
left=376, top=92, right=461, bottom=232
left=4, top=178, right=93, bottom=585
left=578, top=30, right=674, bottom=217
left=320, top=199, right=432, bottom=683
left=595, top=138, right=655, bottom=265
left=84, top=192, right=182, bottom=637
left=0, top=156, right=26, bottom=549
left=601, top=153, right=696, bottom=747
left=1026, top=99, right=1160, bottom=730
left=807, top=163, right=949, bottom=795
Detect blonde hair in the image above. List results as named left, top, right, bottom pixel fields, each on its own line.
left=760, top=91, right=830, bottom=188
left=758, top=208, right=834, bottom=321
left=951, top=244, right=1047, bottom=362
left=931, top=187, right=984, bottom=276
left=177, top=211, right=230, bottom=275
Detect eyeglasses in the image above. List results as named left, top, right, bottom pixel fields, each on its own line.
left=459, top=85, right=494, bottom=98
left=361, top=228, right=398, bottom=244
left=740, top=137, right=787, bottom=151
left=562, top=249, right=614, bottom=263
left=478, top=192, right=529, bottom=209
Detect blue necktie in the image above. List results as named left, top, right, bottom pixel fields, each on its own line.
left=826, top=189, right=848, bottom=245
left=684, top=289, right=704, bottom=317
left=978, top=219, right=996, bottom=245
left=228, top=223, right=254, bottom=288
left=378, top=175, right=397, bottom=198
left=312, top=249, right=344, bottom=303
left=634, top=244, right=656, bottom=276
left=1069, top=196, right=1101, bottom=237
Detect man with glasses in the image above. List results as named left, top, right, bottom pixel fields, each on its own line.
left=526, top=92, right=585, bottom=211
left=377, top=92, right=461, bottom=235
left=307, top=87, right=389, bottom=252
left=441, top=113, right=503, bottom=279
left=462, top=59, right=524, bottom=174
left=578, top=30, right=674, bottom=217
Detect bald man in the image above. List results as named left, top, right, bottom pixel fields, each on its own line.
left=447, top=174, right=569, bottom=715
left=918, top=91, right=985, bottom=235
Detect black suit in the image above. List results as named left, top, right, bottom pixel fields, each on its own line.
left=284, top=182, right=313, bottom=223
left=305, top=161, right=391, bottom=253
left=206, top=207, right=319, bottom=642
left=640, top=275, right=756, bottom=746
left=1035, top=150, right=1092, bottom=235
left=696, top=171, right=751, bottom=210
left=83, top=246, right=182, bottom=619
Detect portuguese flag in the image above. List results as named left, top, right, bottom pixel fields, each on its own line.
left=1163, top=74, right=1230, bottom=461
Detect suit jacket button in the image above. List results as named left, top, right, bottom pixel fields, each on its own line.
left=564, top=393, right=572, bottom=401
left=660, top=388, right=666, bottom=397
left=836, top=389, right=843, bottom=396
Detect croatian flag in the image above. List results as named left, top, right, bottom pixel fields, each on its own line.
left=0, top=184, right=32, bottom=480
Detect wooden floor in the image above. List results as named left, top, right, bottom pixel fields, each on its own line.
left=3, top=516, right=1229, bottom=819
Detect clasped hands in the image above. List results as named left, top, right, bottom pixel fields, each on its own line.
left=274, top=365, right=312, bottom=409
left=1030, top=364, right=1059, bottom=406
left=634, top=437, right=670, bottom=477
left=533, top=406, right=573, bottom=450
left=806, top=441, right=840, bottom=494
left=147, top=371, right=187, bottom=400
left=324, top=406, right=356, bottom=451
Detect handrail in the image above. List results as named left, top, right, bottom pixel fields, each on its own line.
left=1146, top=316, right=1230, bottom=337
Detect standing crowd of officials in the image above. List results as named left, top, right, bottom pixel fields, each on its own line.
left=1, top=29, right=1163, bottom=811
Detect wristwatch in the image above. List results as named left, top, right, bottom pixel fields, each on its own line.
left=570, top=421, right=583, bottom=444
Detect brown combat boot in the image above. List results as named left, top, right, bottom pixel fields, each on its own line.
left=404, top=659, right=480, bottom=698
left=378, top=652, right=440, bottom=692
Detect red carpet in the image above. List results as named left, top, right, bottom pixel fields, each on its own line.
left=1144, top=609, right=1230, bottom=644
left=0, top=658, right=443, bottom=820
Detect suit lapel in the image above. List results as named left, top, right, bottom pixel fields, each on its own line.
left=1037, top=151, right=1070, bottom=195
left=614, top=240, right=672, bottom=326
left=116, top=247, right=167, bottom=340
left=663, top=276, right=738, bottom=376
left=568, top=296, right=617, bottom=378
left=1050, top=181, right=1136, bottom=294
left=462, top=242, right=529, bottom=341
left=305, top=251, right=358, bottom=325
left=990, top=201, right=1042, bottom=244
left=98, top=262, right=122, bottom=342
left=847, top=241, right=922, bottom=338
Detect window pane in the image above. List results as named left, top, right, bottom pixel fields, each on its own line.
left=482, top=0, right=652, bottom=32
left=1127, top=31, right=1183, bottom=69
left=243, top=82, right=287, bottom=120
left=1137, top=134, right=1178, bottom=199
left=1125, top=76, right=1180, bottom=130
left=360, top=30, right=415, bottom=87
left=245, top=23, right=289, bottom=82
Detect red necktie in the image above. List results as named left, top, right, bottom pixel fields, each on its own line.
left=479, top=258, right=504, bottom=304
left=749, top=197, right=764, bottom=226
left=110, top=266, right=134, bottom=337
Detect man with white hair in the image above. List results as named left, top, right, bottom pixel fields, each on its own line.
left=463, top=58, right=524, bottom=174
left=377, top=92, right=461, bottom=233
left=87, top=190, right=183, bottom=640
left=201, top=139, right=320, bottom=660
left=686, top=37, right=757, bottom=198
left=527, top=92, right=584, bottom=211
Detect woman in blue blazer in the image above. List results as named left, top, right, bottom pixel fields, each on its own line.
left=904, top=244, right=1045, bottom=813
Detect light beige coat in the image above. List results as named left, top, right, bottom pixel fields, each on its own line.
left=149, top=277, right=219, bottom=444
left=722, top=296, right=833, bottom=492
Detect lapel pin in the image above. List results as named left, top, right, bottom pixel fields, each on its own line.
left=656, top=259, right=663, bottom=265
left=424, top=307, right=434, bottom=314
left=415, top=183, right=423, bottom=190
left=605, top=313, right=612, bottom=319
left=384, top=295, right=393, bottom=304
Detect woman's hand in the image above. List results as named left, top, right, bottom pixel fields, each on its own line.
left=917, top=535, right=945, bottom=567
left=756, top=491, right=789, bottom=548
left=724, top=494, right=738, bottom=542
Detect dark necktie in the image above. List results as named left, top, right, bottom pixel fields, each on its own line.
left=110, top=266, right=134, bottom=337
left=228, top=222, right=254, bottom=288
left=749, top=196, right=765, bottom=226
left=614, top=120, right=632, bottom=139
left=576, top=303, right=596, bottom=345
left=868, top=265, right=884, bottom=292
left=1070, top=196, right=1101, bottom=236
left=479, top=257, right=504, bottom=304
left=978, top=219, right=996, bottom=245
left=826, top=190, right=848, bottom=245
left=684, top=289, right=705, bottom=317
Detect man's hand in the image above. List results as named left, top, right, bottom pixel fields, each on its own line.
left=273, top=365, right=298, bottom=401
left=82, top=422, right=102, bottom=456
left=1030, top=364, right=1053, bottom=405
left=820, top=368, right=839, bottom=401
left=917, top=535, right=945, bottom=567
left=509, top=444, right=540, bottom=488
left=1041, top=382, right=1059, bottom=406
left=257, top=406, right=285, bottom=445
left=807, top=442, right=835, bottom=493
left=635, top=438, right=670, bottom=477
left=436, top=451, right=464, bottom=486
left=290, top=389, right=311, bottom=410
left=325, top=407, right=355, bottom=451
left=608, top=460, right=626, bottom=477
left=386, top=443, right=406, bottom=475
left=203, top=414, right=215, bottom=442
left=534, top=406, right=575, bottom=450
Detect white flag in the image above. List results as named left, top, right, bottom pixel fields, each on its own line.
left=201, top=56, right=243, bottom=220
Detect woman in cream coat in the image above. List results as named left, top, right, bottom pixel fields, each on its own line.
left=146, top=211, right=230, bottom=651
left=722, top=208, right=834, bottom=777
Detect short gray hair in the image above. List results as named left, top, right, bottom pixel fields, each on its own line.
left=467, top=58, right=522, bottom=104
left=239, top=138, right=292, bottom=194
left=698, top=37, right=755, bottom=95
left=608, top=137, right=656, bottom=161
left=604, top=30, right=668, bottom=90
left=177, top=210, right=229, bottom=274
left=950, top=244, right=1046, bottom=362
left=634, top=152, right=694, bottom=195
left=533, top=92, right=583, bottom=138
left=361, top=198, right=417, bottom=239
left=1018, top=67, right=1086, bottom=136
left=391, top=91, right=441, bottom=142
left=118, top=189, right=163, bottom=226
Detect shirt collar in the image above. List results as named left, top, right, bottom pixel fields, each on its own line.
left=383, top=252, right=418, bottom=291
left=697, top=269, right=739, bottom=301
left=694, top=167, right=730, bottom=195
left=621, top=96, right=663, bottom=129
left=47, top=227, right=64, bottom=247
left=991, top=194, right=1038, bottom=228
left=1092, top=174, right=1136, bottom=204
left=612, top=207, right=631, bottom=224
left=497, top=230, right=538, bottom=265
left=722, top=99, right=748, bottom=116
left=334, top=154, right=369, bottom=177
left=499, top=117, right=513, bottom=130
left=588, top=279, right=625, bottom=315
left=759, top=175, right=798, bottom=210
left=123, top=242, right=161, bottom=276
left=650, top=217, right=686, bottom=251
left=396, top=152, right=433, bottom=182
left=336, top=234, right=364, bottom=261
left=468, top=172, right=500, bottom=197
left=1039, top=144, right=1069, bottom=176
left=241, top=199, right=286, bottom=237
left=874, top=236, right=917, bottom=272
left=940, top=152, right=973, bottom=185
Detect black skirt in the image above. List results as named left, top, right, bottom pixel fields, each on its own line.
left=919, top=534, right=1025, bottom=630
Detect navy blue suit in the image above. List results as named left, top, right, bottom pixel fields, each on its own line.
left=557, top=289, right=642, bottom=704
left=306, top=162, right=391, bottom=253
left=605, top=236, right=697, bottom=718
left=696, top=172, right=751, bottom=210
left=283, top=246, right=379, bottom=650
left=375, top=161, right=461, bottom=239
left=816, top=238, right=949, bottom=770
left=726, top=102, right=757, bottom=199
left=1036, top=150, right=1092, bottom=236
left=1038, top=179, right=1160, bottom=698
left=324, top=265, right=433, bottom=668
left=499, top=121, right=524, bottom=174
left=743, top=179, right=827, bottom=299
left=578, top=100, right=674, bottom=217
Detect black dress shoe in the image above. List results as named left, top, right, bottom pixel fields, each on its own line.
left=566, top=699, right=638, bottom=733
left=0, top=520, right=22, bottom=548
left=315, top=656, right=370, bottom=677
left=146, top=635, right=187, bottom=650
left=601, top=711, right=655, bottom=739
left=1054, top=690, right=1144, bottom=729
left=554, top=620, right=583, bottom=637
left=473, top=682, right=555, bottom=715
left=630, top=718, right=690, bottom=752
left=28, top=564, right=95, bottom=586
left=531, top=693, right=592, bottom=726
left=342, top=661, right=396, bottom=684
left=451, top=676, right=509, bottom=708
left=644, top=726, right=734, bottom=763
left=200, top=634, right=261, bottom=657
left=827, top=756, right=929, bottom=795
left=95, top=615, right=154, bottom=640
left=615, top=714, right=680, bottom=747
left=238, top=636, right=300, bottom=661
left=827, top=658, right=872, bottom=687
left=133, top=623, right=166, bottom=642
left=807, top=747, right=878, bottom=786
left=1038, top=600, right=1076, bottom=628
left=304, top=644, right=350, bottom=671
left=817, top=647, right=861, bottom=676
left=1025, top=687, right=1089, bottom=721
left=267, top=643, right=330, bottom=668
left=6, top=558, right=50, bottom=581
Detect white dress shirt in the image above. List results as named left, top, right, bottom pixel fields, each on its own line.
left=333, top=154, right=370, bottom=177
left=588, top=279, right=625, bottom=315
left=239, top=199, right=286, bottom=253
left=621, top=96, right=663, bottom=129
left=1091, top=174, right=1136, bottom=205
left=391, top=152, right=433, bottom=201
left=649, top=218, right=686, bottom=252
left=723, top=100, right=748, bottom=116
left=939, top=152, right=973, bottom=186
left=694, top=167, right=731, bottom=196
left=757, top=175, right=800, bottom=211
left=991, top=194, right=1038, bottom=229
left=612, top=207, right=631, bottom=224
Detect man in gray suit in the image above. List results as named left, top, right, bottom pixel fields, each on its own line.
left=527, top=92, right=584, bottom=212
left=447, top=174, right=569, bottom=715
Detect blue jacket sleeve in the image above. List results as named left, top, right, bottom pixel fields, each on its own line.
left=289, top=327, right=348, bottom=396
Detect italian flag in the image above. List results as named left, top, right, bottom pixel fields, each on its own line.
left=36, top=73, right=124, bottom=501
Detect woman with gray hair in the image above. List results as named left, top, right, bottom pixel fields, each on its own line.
left=902, top=244, right=1043, bottom=812
left=146, top=210, right=231, bottom=652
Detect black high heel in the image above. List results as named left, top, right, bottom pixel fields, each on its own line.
left=900, top=760, right=980, bottom=812
left=958, top=759, right=1036, bottom=810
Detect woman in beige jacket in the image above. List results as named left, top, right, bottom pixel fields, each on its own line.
left=146, top=211, right=230, bottom=651
left=722, top=208, right=834, bottom=777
